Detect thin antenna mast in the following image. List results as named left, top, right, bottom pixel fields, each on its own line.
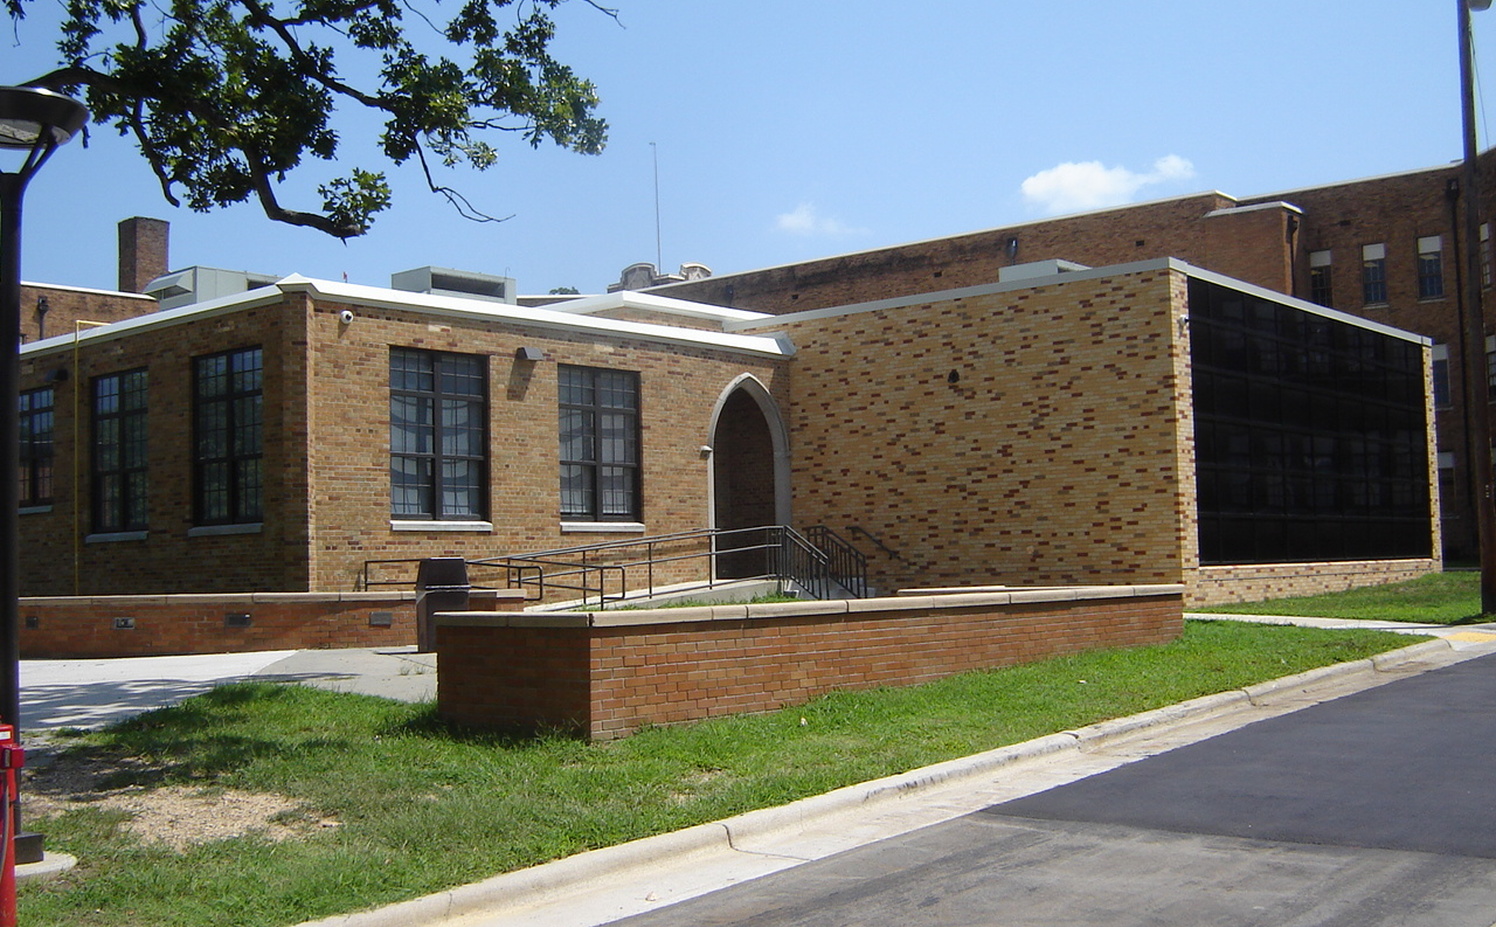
left=651, top=142, right=663, bottom=271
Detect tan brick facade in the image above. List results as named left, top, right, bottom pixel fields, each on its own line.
left=756, top=266, right=1195, bottom=594
left=18, top=285, right=789, bottom=598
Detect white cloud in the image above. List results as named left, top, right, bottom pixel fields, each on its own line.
left=1020, top=155, right=1197, bottom=215
left=774, top=202, right=867, bottom=237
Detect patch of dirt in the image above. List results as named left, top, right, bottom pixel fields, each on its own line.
left=20, top=741, right=338, bottom=852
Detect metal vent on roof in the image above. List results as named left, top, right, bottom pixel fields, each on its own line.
left=391, top=266, right=516, bottom=304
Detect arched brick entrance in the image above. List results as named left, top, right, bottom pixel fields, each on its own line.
left=710, top=379, right=788, bottom=579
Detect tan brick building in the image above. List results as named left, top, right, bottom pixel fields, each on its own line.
left=648, top=152, right=1496, bottom=562
left=16, top=254, right=1438, bottom=608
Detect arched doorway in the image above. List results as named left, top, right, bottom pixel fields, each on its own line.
left=709, top=378, right=789, bottom=579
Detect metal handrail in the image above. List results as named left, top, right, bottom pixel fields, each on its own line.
left=361, top=524, right=870, bottom=607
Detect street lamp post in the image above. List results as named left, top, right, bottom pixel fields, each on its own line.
left=0, top=84, right=87, bottom=917
left=1458, top=2, right=1496, bottom=612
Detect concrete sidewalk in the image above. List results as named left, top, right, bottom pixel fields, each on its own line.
left=20, top=646, right=436, bottom=732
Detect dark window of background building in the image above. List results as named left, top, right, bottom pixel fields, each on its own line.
left=194, top=346, right=263, bottom=525
left=1309, top=250, right=1333, bottom=307
left=389, top=348, right=488, bottom=521
left=559, top=365, right=640, bottom=521
left=1362, top=243, right=1388, bottom=304
left=93, top=369, right=149, bottom=532
left=18, top=387, right=54, bottom=506
left=1190, top=278, right=1431, bottom=565
left=1417, top=236, right=1445, bottom=299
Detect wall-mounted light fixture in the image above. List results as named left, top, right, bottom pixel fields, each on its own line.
left=515, top=346, right=544, bottom=362
left=338, top=308, right=355, bottom=325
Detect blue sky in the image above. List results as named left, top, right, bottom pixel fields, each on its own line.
left=6, top=1, right=1496, bottom=295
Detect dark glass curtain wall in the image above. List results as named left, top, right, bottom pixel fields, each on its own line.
left=1190, top=278, right=1432, bottom=564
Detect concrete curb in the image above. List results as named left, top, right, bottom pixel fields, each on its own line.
left=293, top=636, right=1466, bottom=927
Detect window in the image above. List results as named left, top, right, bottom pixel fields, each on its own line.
left=1417, top=236, right=1444, bottom=299
left=559, top=365, right=640, bottom=521
left=390, top=348, right=487, bottom=520
left=1308, top=250, right=1333, bottom=307
left=1482, top=223, right=1491, bottom=288
left=93, top=369, right=149, bottom=532
left=194, top=347, right=263, bottom=525
left=1488, top=335, right=1496, bottom=400
left=1190, top=278, right=1431, bottom=565
left=1433, top=344, right=1451, bottom=409
left=1362, top=243, right=1388, bottom=304
left=18, top=387, right=54, bottom=507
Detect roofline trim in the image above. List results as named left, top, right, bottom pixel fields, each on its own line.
left=725, top=257, right=1429, bottom=346
left=20, top=275, right=793, bottom=360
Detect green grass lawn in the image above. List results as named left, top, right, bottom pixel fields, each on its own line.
left=1194, top=571, right=1487, bottom=624
left=19, top=619, right=1425, bottom=927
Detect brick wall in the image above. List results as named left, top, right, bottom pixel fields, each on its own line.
left=18, top=298, right=314, bottom=595
left=18, top=283, right=158, bottom=346
left=19, top=287, right=792, bottom=597
left=753, top=266, right=1194, bottom=595
left=435, top=585, right=1185, bottom=740
left=1193, top=559, right=1440, bottom=608
left=19, top=592, right=418, bottom=658
left=301, top=296, right=790, bottom=594
left=650, top=192, right=1288, bottom=313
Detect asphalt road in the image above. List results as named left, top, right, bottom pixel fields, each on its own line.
left=608, top=651, right=1496, bottom=927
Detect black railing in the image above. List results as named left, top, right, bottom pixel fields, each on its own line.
left=360, top=524, right=870, bottom=607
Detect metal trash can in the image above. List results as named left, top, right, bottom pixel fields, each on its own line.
left=415, top=557, right=470, bottom=652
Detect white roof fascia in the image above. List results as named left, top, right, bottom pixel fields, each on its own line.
left=20, top=275, right=791, bottom=361
left=727, top=257, right=1428, bottom=347
left=20, top=280, right=157, bottom=300
left=277, top=276, right=790, bottom=357
left=1174, top=260, right=1429, bottom=346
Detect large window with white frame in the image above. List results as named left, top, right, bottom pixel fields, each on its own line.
left=559, top=365, right=641, bottom=522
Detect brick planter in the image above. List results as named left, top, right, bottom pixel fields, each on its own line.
left=436, top=584, right=1184, bottom=740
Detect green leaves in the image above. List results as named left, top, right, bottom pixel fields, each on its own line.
left=16, top=0, right=611, bottom=237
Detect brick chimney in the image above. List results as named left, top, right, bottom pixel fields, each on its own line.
left=117, top=217, right=169, bottom=293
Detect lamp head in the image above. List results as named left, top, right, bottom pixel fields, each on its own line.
left=0, top=86, right=88, bottom=151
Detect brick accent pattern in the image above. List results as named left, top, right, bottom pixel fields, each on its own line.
left=756, top=268, right=1195, bottom=595
left=436, top=586, right=1184, bottom=740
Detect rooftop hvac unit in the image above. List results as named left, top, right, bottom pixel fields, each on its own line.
left=391, top=266, right=516, bottom=304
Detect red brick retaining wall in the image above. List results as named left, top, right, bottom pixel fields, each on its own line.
left=19, top=592, right=423, bottom=658
left=435, top=585, right=1184, bottom=740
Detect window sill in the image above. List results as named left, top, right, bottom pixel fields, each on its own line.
left=87, top=531, right=148, bottom=544
left=18, top=505, right=51, bottom=516
left=189, top=523, right=263, bottom=538
left=561, top=521, right=647, bottom=534
left=391, top=520, right=494, bottom=533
